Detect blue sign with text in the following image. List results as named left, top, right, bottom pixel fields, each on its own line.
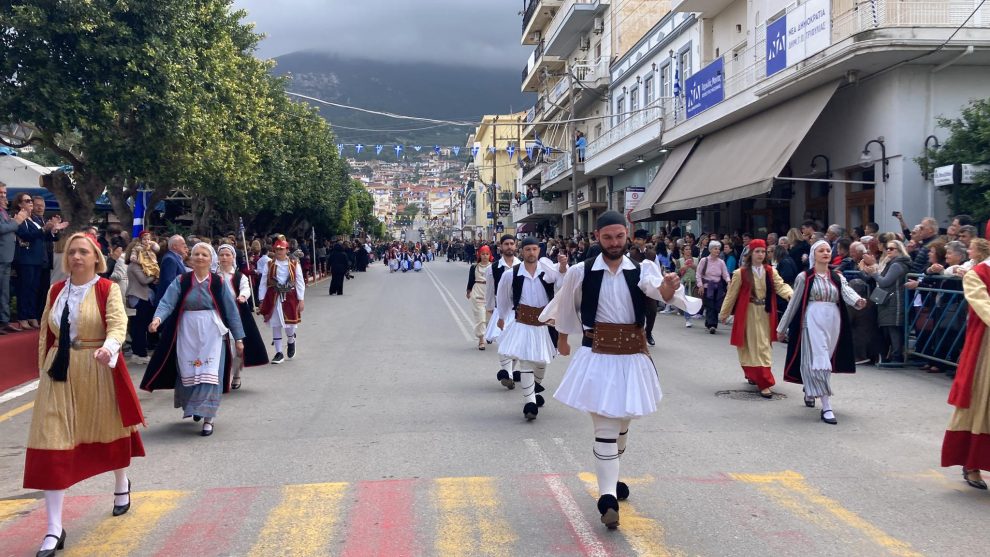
left=685, top=58, right=724, bottom=119
left=766, top=17, right=787, bottom=76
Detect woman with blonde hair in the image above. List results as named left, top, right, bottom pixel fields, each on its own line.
left=870, top=239, right=912, bottom=367
left=24, top=232, right=145, bottom=556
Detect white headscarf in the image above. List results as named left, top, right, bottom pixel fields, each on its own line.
left=809, top=239, right=831, bottom=269
left=191, top=242, right=219, bottom=273
left=217, top=244, right=237, bottom=272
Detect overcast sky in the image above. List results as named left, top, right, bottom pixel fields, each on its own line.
left=233, top=0, right=529, bottom=68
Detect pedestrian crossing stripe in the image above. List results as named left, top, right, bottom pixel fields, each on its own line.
left=0, top=472, right=925, bottom=556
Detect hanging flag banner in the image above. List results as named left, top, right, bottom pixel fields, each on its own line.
left=434, top=145, right=441, bottom=155
left=526, top=146, right=535, bottom=160
left=488, top=146, right=496, bottom=155
left=132, top=187, right=149, bottom=238
left=394, top=144, right=403, bottom=157
left=355, top=143, right=365, bottom=153
left=471, top=145, right=480, bottom=158
left=413, top=145, right=422, bottom=152
left=375, top=144, right=384, bottom=155
left=336, top=144, right=344, bottom=155
left=452, top=146, right=460, bottom=157
left=506, top=145, right=516, bottom=161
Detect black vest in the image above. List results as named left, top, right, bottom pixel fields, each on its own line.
left=580, top=257, right=645, bottom=330
left=178, top=272, right=233, bottom=332
left=511, top=264, right=555, bottom=309
left=491, top=260, right=512, bottom=308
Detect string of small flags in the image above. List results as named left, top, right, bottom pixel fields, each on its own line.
left=334, top=141, right=564, bottom=160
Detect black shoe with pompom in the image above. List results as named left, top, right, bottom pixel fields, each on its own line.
left=523, top=402, right=538, bottom=420
left=616, top=481, right=629, bottom=501
left=597, top=494, right=620, bottom=529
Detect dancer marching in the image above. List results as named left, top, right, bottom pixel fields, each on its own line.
left=777, top=240, right=865, bottom=423
left=25, top=233, right=145, bottom=556
left=495, top=237, right=567, bottom=420
left=541, top=211, right=699, bottom=529
left=466, top=245, right=493, bottom=350
left=142, top=243, right=245, bottom=436
left=258, top=239, right=305, bottom=364
left=485, top=235, right=520, bottom=389
left=217, top=244, right=270, bottom=388
left=718, top=239, right=793, bottom=398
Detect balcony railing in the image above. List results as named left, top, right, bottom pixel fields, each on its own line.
left=522, top=0, right=539, bottom=31
left=522, top=39, right=547, bottom=85
left=573, top=57, right=609, bottom=84
left=542, top=153, right=574, bottom=184
left=585, top=99, right=667, bottom=160
left=513, top=196, right=566, bottom=222
left=543, top=0, right=608, bottom=48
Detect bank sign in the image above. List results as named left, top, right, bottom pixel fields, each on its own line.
left=685, top=58, right=724, bottom=119
left=766, top=0, right=831, bottom=77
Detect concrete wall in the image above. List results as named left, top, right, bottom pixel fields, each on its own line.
left=708, top=0, right=748, bottom=63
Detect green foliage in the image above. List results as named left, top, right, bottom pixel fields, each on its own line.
left=0, top=0, right=369, bottom=237
left=917, top=98, right=990, bottom=222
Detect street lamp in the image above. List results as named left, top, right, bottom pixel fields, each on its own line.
left=923, top=135, right=940, bottom=179
left=859, top=137, right=889, bottom=182
left=810, top=154, right=832, bottom=178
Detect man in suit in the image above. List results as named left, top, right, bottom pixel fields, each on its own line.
left=13, top=192, right=61, bottom=328
left=0, top=182, right=30, bottom=334
left=155, top=234, right=188, bottom=305
left=31, top=196, right=64, bottom=314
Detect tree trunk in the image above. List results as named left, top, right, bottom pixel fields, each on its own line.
left=48, top=171, right=100, bottom=233
left=105, top=178, right=134, bottom=234
left=190, top=197, right=214, bottom=236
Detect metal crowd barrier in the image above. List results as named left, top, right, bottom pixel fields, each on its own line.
left=903, top=273, right=967, bottom=368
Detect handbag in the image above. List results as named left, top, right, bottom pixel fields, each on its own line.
left=869, top=286, right=892, bottom=305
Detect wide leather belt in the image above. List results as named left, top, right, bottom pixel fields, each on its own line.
left=582, top=323, right=647, bottom=355
left=515, top=304, right=546, bottom=327
left=71, top=338, right=106, bottom=350
left=749, top=298, right=765, bottom=304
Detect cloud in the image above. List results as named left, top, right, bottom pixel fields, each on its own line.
left=233, top=0, right=529, bottom=68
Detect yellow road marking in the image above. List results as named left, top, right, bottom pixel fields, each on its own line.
left=0, top=401, right=33, bottom=423
left=63, top=490, right=186, bottom=557
left=730, top=471, right=923, bottom=557
left=578, top=472, right=679, bottom=557
left=248, top=482, right=348, bottom=557
left=435, top=477, right=516, bottom=557
left=0, top=498, right=37, bottom=524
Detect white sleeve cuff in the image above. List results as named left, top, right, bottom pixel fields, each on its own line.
left=103, top=337, right=122, bottom=367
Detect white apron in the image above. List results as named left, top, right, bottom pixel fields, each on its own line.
left=177, top=310, right=229, bottom=387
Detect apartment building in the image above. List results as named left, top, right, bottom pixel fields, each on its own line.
left=613, top=0, right=990, bottom=235
left=462, top=112, right=527, bottom=240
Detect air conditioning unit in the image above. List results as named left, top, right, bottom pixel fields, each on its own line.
left=593, top=17, right=604, bottom=34
left=579, top=37, right=591, bottom=51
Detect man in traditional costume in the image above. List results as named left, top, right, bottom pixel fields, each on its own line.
left=718, top=239, right=793, bottom=398
left=258, top=239, right=305, bottom=364
left=540, top=211, right=699, bottom=529
left=485, top=234, right=519, bottom=389
left=495, top=237, right=567, bottom=420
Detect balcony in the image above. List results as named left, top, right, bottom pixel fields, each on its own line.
left=522, top=40, right=564, bottom=92
left=541, top=152, right=585, bottom=191
left=672, top=0, right=734, bottom=19
left=512, top=196, right=567, bottom=223
left=522, top=0, right=564, bottom=45
left=544, top=0, right=610, bottom=56
left=583, top=99, right=667, bottom=174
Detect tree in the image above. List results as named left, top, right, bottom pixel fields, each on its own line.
left=918, top=98, right=990, bottom=222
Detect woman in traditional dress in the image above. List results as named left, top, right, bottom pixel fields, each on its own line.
left=941, top=248, right=990, bottom=490
left=141, top=243, right=245, bottom=436
left=719, top=239, right=793, bottom=398
left=24, top=232, right=145, bottom=556
left=466, top=245, right=493, bottom=350
left=777, top=240, right=865, bottom=424
left=217, top=244, right=269, bottom=388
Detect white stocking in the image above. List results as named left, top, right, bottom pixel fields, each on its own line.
left=498, top=354, right=513, bottom=372
left=113, top=469, right=129, bottom=506
left=591, top=414, right=622, bottom=498
left=285, top=325, right=297, bottom=345
left=518, top=367, right=536, bottom=405
left=617, top=419, right=631, bottom=456
left=40, top=490, right=65, bottom=550
left=533, top=363, right=546, bottom=386
left=821, top=395, right=833, bottom=415
left=272, top=326, right=283, bottom=353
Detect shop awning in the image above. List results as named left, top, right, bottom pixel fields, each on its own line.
left=629, top=138, right=698, bottom=222
left=652, top=82, right=839, bottom=215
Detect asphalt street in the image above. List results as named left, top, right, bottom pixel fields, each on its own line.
left=0, top=252, right=986, bottom=556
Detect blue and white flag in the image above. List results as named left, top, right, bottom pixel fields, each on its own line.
left=413, top=145, right=422, bottom=152
left=336, top=144, right=344, bottom=155
left=132, top=187, right=149, bottom=238
left=238, top=216, right=245, bottom=235
left=488, top=146, right=496, bottom=155
left=355, top=143, right=365, bottom=154
left=506, top=145, right=516, bottom=161
left=375, top=144, right=384, bottom=156
left=452, top=146, right=460, bottom=157
left=394, top=144, right=403, bottom=157
left=673, top=67, right=681, bottom=98
left=471, top=145, right=480, bottom=158
left=434, top=145, right=441, bottom=155
left=533, top=133, right=544, bottom=151
left=526, top=146, right=535, bottom=160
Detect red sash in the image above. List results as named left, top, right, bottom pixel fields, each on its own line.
left=947, top=263, right=990, bottom=409
left=47, top=279, right=145, bottom=427
left=729, top=265, right=779, bottom=347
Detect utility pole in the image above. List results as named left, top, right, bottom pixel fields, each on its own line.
left=492, top=116, right=499, bottom=241
left=567, top=62, right=579, bottom=237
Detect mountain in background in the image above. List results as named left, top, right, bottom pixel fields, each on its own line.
left=271, top=52, right=533, bottom=155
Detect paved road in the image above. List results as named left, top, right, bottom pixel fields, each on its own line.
left=0, top=256, right=986, bottom=556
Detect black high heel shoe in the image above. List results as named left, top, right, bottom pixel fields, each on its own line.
left=113, top=479, right=131, bottom=516
left=963, top=468, right=988, bottom=490
left=36, top=529, right=65, bottom=557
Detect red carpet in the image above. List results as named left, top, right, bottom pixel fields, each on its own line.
left=0, top=330, right=40, bottom=393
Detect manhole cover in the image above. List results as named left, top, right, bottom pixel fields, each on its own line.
left=714, top=390, right=788, bottom=401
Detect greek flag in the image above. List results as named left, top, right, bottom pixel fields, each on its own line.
left=533, top=133, right=544, bottom=151
left=434, top=145, right=441, bottom=155
left=488, top=146, right=496, bottom=155
left=526, top=145, right=535, bottom=160
left=394, top=144, right=403, bottom=157
left=375, top=144, right=384, bottom=155
left=452, top=146, right=460, bottom=157
left=471, top=145, right=480, bottom=158
left=673, top=67, right=681, bottom=98
left=336, top=144, right=344, bottom=155
left=506, top=145, right=515, bottom=161
left=413, top=145, right=422, bottom=152
left=132, top=187, right=149, bottom=237
left=238, top=217, right=245, bottom=235
left=355, top=143, right=364, bottom=153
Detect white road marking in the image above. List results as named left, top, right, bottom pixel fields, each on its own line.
left=0, top=379, right=39, bottom=405
left=525, top=438, right=610, bottom=557
left=553, top=437, right=585, bottom=471
left=424, top=265, right=475, bottom=327
left=424, top=266, right=474, bottom=342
